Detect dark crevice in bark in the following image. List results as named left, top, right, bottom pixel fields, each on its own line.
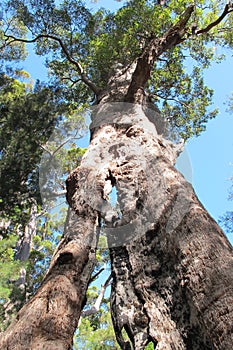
left=110, top=246, right=135, bottom=350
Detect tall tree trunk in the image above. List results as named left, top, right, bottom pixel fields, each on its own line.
left=104, top=105, right=233, bottom=350
left=1, top=90, right=232, bottom=350
left=15, top=198, right=38, bottom=262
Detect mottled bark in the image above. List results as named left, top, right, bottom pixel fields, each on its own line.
left=67, top=99, right=233, bottom=349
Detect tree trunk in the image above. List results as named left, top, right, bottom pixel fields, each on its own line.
left=1, top=92, right=232, bottom=350
left=104, top=105, right=233, bottom=349
left=73, top=99, right=232, bottom=349
left=15, top=199, right=38, bottom=262
left=0, top=201, right=98, bottom=350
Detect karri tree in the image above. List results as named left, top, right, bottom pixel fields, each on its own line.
left=0, top=1, right=233, bottom=349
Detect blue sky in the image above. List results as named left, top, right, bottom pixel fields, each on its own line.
left=23, top=0, right=233, bottom=244
left=187, top=55, right=233, bottom=244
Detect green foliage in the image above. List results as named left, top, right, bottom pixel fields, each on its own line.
left=0, top=73, right=58, bottom=218
left=1, top=1, right=232, bottom=140
left=0, top=68, right=87, bottom=215
left=0, top=230, right=23, bottom=331
left=152, top=61, right=218, bottom=140
left=219, top=211, right=233, bottom=235
left=219, top=99, right=233, bottom=236
left=25, top=214, right=60, bottom=296
left=145, top=342, right=156, bottom=350
left=87, top=1, right=169, bottom=82
left=74, top=244, right=118, bottom=348
left=0, top=234, right=22, bottom=299
left=75, top=298, right=120, bottom=349
left=75, top=308, right=120, bottom=349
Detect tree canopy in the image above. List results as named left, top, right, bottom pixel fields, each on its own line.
left=1, top=1, right=233, bottom=139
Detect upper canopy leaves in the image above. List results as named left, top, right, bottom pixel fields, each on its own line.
left=1, top=0, right=233, bottom=139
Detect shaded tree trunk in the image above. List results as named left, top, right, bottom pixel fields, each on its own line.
left=0, top=205, right=98, bottom=349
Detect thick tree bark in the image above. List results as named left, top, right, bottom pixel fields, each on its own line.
left=69, top=97, right=233, bottom=349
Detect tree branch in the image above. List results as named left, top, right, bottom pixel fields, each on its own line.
left=81, top=273, right=112, bottom=317
left=125, top=5, right=195, bottom=103
left=151, top=92, right=190, bottom=108
left=40, top=129, right=84, bottom=158
left=196, top=2, right=233, bottom=35
left=125, top=3, right=233, bottom=103
left=3, top=33, right=101, bottom=95
left=90, top=267, right=105, bottom=282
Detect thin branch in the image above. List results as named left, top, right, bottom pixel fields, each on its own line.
left=3, top=33, right=101, bottom=95
left=196, top=3, right=233, bottom=35
left=39, top=144, right=52, bottom=156
left=48, top=190, right=67, bottom=197
left=41, top=130, right=83, bottom=158
left=151, top=92, right=190, bottom=108
left=61, top=77, right=82, bottom=87
left=81, top=273, right=112, bottom=317
left=90, top=267, right=105, bottom=282
left=50, top=136, right=77, bottom=157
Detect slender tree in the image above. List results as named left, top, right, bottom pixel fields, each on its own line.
left=0, top=1, right=233, bottom=349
